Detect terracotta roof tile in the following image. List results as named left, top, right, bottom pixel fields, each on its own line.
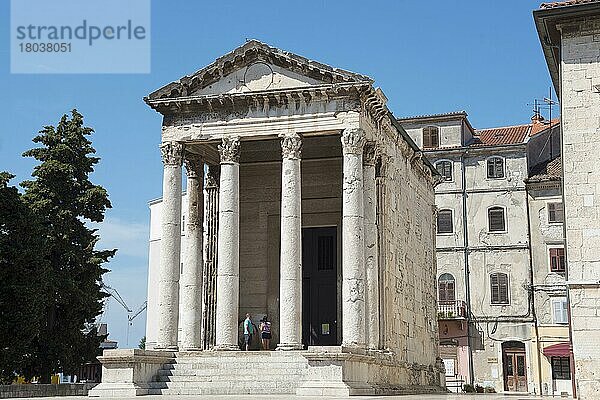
left=474, top=124, right=531, bottom=146
left=540, top=0, right=599, bottom=9
left=528, top=155, right=562, bottom=181
left=531, top=118, right=560, bottom=136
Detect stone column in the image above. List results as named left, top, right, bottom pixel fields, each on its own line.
left=202, top=165, right=220, bottom=350
left=341, top=128, right=366, bottom=349
left=179, top=155, right=204, bottom=350
left=277, top=133, right=304, bottom=351
left=156, top=141, right=184, bottom=350
left=214, top=137, right=241, bottom=351
left=363, top=142, right=379, bottom=350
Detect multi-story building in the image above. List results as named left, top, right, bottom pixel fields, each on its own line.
left=535, top=1, right=600, bottom=397
left=400, top=111, right=566, bottom=395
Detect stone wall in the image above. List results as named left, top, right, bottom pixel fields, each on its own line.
left=377, top=129, right=439, bottom=370
left=559, top=16, right=600, bottom=398
left=0, top=383, right=97, bottom=398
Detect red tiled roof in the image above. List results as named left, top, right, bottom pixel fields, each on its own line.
left=531, top=118, right=559, bottom=136
left=540, top=0, right=599, bottom=9
left=474, top=124, right=531, bottom=146
left=528, top=155, right=562, bottom=181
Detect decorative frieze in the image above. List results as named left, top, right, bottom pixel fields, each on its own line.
left=160, top=141, right=184, bottom=166
left=218, top=136, right=241, bottom=163
left=341, top=128, right=366, bottom=155
left=280, top=133, right=302, bottom=160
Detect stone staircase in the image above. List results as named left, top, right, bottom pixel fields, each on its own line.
left=147, top=351, right=309, bottom=396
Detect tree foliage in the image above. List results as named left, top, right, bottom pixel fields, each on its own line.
left=0, top=173, right=47, bottom=384
left=18, top=110, right=115, bottom=383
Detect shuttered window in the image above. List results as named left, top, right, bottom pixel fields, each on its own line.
left=437, top=210, right=454, bottom=234
left=438, top=273, right=455, bottom=303
left=490, top=272, right=509, bottom=304
left=423, top=126, right=439, bottom=148
left=548, top=202, right=564, bottom=223
left=552, top=297, right=568, bottom=324
left=551, top=357, right=571, bottom=380
left=436, top=160, right=453, bottom=181
left=550, top=248, right=566, bottom=273
left=487, top=157, right=505, bottom=178
left=488, top=207, right=506, bottom=232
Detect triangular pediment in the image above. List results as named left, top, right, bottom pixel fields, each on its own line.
left=147, top=40, right=373, bottom=100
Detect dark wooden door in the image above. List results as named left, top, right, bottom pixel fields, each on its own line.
left=504, top=347, right=528, bottom=392
left=302, top=227, right=338, bottom=346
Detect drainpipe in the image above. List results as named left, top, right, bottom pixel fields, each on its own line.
left=525, top=182, right=544, bottom=396
left=460, top=151, right=475, bottom=386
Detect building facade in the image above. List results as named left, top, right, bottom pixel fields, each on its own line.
left=92, top=41, right=445, bottom=397
left=535, top=1, right=600, bottom=398
left=400, top=111, right=568, bottom=395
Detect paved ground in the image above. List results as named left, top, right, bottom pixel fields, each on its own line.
left=34, top=395, right=553, bottom=400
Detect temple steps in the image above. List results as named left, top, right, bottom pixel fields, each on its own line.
left=148, top=351, right=308, bottom=396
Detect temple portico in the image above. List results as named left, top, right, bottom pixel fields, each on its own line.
left=91, top=40, right=445, bottom=397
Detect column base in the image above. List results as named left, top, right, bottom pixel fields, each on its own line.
left=276, top=343, right=304, bottom=351
left=213, top=344, right=240, bottom=351
left=341, top=343, right=367, bottom=354
left=153, top=345, right=179, bottom=351
left=179, top=346, right=203, bottom=352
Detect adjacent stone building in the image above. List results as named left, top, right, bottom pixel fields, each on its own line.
left=91, top=41, right=444, bottom=397
left=400, top=111, right=569, bottom=395
left=535, top=1, right=600, bottom=398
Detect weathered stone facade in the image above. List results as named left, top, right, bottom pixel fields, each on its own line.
left=401, top=111, right=567, bottom=395
left=535, top=2, right=600, bottom=397
left=93, top=41, right=445, bottom=397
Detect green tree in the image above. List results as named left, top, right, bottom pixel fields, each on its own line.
left=138, top=336, right=146, bottom=350
left=0, top=173, right=47, bottom=384
left=21, top=110, right=115, bottom=383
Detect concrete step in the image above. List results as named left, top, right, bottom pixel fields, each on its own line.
left=155, top=372, right=304, bottom=382
left=148, top=380, right=295, bottom=395
left=157, top=367, right=305, bottom=377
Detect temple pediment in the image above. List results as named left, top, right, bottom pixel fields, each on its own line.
left=146, top=40, right=373, bottom=100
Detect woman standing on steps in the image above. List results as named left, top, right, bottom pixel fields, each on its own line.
left=259, top=315, right=272, bottom=350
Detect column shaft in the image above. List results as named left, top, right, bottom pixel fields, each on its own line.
left=363, top=143, right=379, bottom=350
left=341, top=128, right=366, bottom=349
left=277, top=133, right=303, bottom=350
left=202, top=166, right=220, bottom=349
left=215, top=137, right=241, bottom=350
left=180, top=156, right=204, bottom=350
left=157, top=141, right=184, bottom=350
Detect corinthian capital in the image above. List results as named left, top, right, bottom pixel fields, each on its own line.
left=363, top=141, right=377, bottom=166
left=184, top=154, right=203, bottom=178
left=280, top=133, right=302, bottom=160
left=218, top=136, right=240, bottom=163
left=341, top=128, right=366, bottom=155
left=160, top=141, right=184, bottom=166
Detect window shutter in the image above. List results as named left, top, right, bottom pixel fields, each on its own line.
left=436, top=161, right=453, bottom=181
left=548, top=202, right=564, bottom=223
left=490, top=273, right=509, bottom=304
left=488, top=208, right=506, bottom=232
left=423, top=126, right=439, bottom=148
left=487, top=157, right=504, bottom=178
left=437, top=210, right=453, bottom=234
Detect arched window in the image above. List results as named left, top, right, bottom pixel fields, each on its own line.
left=423, top=126, right=439, bottom=148
left=488, top=206, right=506, bottom=232
left=437, top=209, right=454, bottom=234
left=435, top=160, right=453, bottom=181
left=490, top=272, right=509, bottom=304
left=438, top=273, right=455, bottom=303
left=487, top=156, right=505, bottom=179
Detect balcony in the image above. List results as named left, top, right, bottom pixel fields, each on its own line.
left=437, top=300, right=468, bottom=320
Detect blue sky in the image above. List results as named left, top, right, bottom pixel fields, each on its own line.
left=0, top=0, right=555, bottom=348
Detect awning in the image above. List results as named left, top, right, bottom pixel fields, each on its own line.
left=542, top=342, right=572, bottom=357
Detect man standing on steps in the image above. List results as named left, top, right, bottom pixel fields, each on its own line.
left=243, top=313, right=255, bottom=351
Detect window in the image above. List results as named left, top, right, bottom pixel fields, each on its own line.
left=550, top=248, right=566, bottom=273
left=487, top=157, right=505, bottom=179
left=552, top=297, right=569, bottom=324
left=551, top=357, right=571, bottom=380
left=490, top=272, right=509, bottom=304
left=423, top=126, right=439, bottom=148
left=436, top=160, right=453, bottom=181
left=437, top=210, right=454, bottom=234
left=488, top=207, right=506, bottom=232
left=548, top=202, right=564, bottom=223
left=438, top=273, right=455, bottom=303
left=182, top=215, right=185, bottom=232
